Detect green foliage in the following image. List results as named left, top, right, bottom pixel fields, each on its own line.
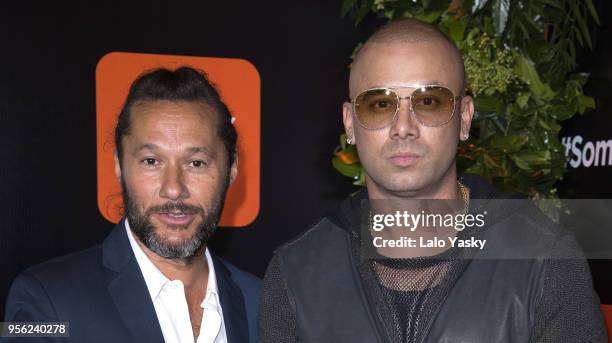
left=335, top=0, right=598, bottom=202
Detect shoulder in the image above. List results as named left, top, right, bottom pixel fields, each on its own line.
left=268, top=216, right=354, bottom=283
left=4, top=245, right=104, bottom=321
left=274, top=216, right=347, bottom=257
left=15, top=245, right=104, bottom=286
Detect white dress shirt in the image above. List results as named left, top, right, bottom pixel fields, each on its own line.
left=125, top=221, right=227, bottom=343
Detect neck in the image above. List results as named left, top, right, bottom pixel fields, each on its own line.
left=136, top=240, right=209, bottom=288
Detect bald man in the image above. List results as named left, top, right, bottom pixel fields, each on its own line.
left=259, top=19, right=606, bottom=343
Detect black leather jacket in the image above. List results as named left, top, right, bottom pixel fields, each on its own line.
left=259, top=174, right=607, bottom=343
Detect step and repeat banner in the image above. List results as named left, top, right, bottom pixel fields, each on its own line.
left=0, top=0, right=611, bottom=318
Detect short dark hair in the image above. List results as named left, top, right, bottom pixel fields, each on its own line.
left=114, top=66, right=237, bottom=167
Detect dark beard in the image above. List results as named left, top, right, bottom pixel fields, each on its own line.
left=121, top=176, right=228, bottom=263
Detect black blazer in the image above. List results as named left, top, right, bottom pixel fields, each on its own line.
left=2, top=220, right=261, bottom=342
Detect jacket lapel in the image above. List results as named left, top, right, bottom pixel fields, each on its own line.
left=103, top=220, right=165, bottom=343
left=212, top=254, right=249, bottom=343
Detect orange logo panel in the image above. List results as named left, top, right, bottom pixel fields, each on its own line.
left=96, top=52, right=260, bottom=227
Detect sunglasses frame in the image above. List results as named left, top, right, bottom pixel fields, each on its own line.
left=352, top=85, right=462, bottom=130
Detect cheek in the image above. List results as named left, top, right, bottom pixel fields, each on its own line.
left=355, top=129, right=386, bottom=156
left=185, top=169, right=228, bottom=202
left=424, top=128, right=459, bottom=162
left=123, top=174, right=159, bottom=208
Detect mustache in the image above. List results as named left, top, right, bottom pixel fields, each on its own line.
left=146, top=202, right=205, bottom=216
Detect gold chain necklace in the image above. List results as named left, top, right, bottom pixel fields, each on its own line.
left=457, top=180, right=470, bottom=214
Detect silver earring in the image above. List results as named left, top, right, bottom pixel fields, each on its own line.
left=464, top=133, right=469, bottom=140
left=346, top=137, right=353, bottom=145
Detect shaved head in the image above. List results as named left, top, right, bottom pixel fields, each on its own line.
left=350, top=19, right=466, bottom=97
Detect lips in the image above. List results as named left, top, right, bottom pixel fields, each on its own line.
left=389, top=152, right=421, bottom=167
left=155, top=212, right=196, bottom=226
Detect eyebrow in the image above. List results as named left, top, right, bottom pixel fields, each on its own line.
left=135, top=144, right=211, bottom=155
left=137, top=143, right=160, bottom=152
left=186, top=147, right=211, bottom=155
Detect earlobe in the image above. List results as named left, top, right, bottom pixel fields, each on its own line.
left=229, top=155, right=238, bottom=185
left=114, top=154, right=122, bottom=182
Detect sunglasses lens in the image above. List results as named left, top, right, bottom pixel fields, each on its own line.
left=355, top=89, right=398, bottom=129
left=411, top=86, right=455, bottom=126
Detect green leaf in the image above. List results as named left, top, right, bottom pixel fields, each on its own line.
left=515, top=55, right=555, bottom=100
left=509, top=155, right=532, bottom=170
left=569, top=1, right=592, bottom=48
left=474, top=95, right=503, bottom=113
left=355, top=0, right=372, bottom=25
left=490, top=135, right=529, bottom=152
left=538, top=118, right=551, bottom=130
left=332, top=157, right=361, bottom=178
left=569, top=72, right=590, bottom=84
left=465, top=160, right=487, bottom=175
left=578, top=95, right=596, bottom=113
left=415, top=9, right=445, bottom=23
left=512, top=151, right=551, bottom=165
left=483, top=153, right=501, bottom=169
left=472, top=111, right=497, bottom=123
left=584, top=0, right=600, bottom=25
left=443, top=16, right=466, bottom=45
left=341, top=0, right=358, bottom=18
left=538, top=118, right=561, bottom=131
left=549, top=105, right=576, bottom=121
left=492, top=0, right=510, bottom=35
left=516, top=92, right=530, bottom=109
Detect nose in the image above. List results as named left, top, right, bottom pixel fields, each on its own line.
left=159, top=164, right=189, bottom=201
left=389, top=97, right=419, bottom=140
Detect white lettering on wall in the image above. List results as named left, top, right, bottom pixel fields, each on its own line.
left=562, top=135, right=612, bottom=168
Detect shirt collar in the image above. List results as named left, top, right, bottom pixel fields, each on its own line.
left=125, top=220, right=218, bottom=305
left=202, top=247, right=221, bottom=309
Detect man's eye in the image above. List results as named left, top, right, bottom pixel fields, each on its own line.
left=375, top=101, right=389, bottom=108
left=141, top=158, right=159, bottom=166
left=189, top=160, right=207, bottom=168
left=419, top=96, right=438, bottom=106
left=369, top=99, right=391, bottom=111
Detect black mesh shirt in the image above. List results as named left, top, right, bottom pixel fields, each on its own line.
left=259, top=175, right=606, bottom=343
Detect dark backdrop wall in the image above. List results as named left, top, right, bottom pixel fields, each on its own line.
left=558, top=0, right=612, bottom=304
left=1, top=0, right=610, bottom=316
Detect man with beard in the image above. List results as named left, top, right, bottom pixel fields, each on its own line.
left=3, top=67, right=260, bottom=343
left=259, top=19, right=606, bottom=342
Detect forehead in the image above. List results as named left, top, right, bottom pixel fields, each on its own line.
left=126, top=100, right=218, bottom=144
left=350, top=41, right=462, bottom=97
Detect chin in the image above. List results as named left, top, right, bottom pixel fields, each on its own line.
left=385, top=171, right=429, bottom=192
